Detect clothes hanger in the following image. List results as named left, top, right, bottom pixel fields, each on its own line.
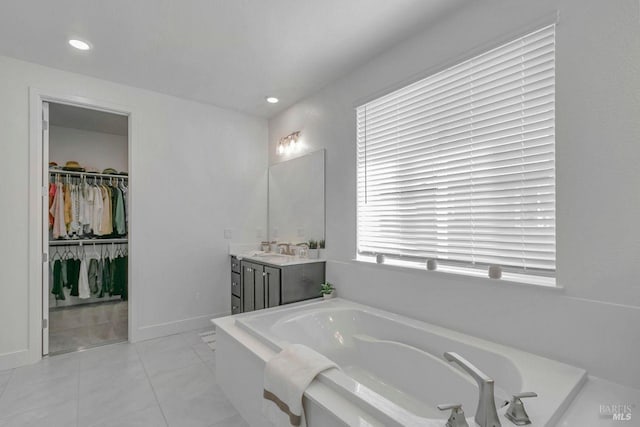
left=87, top=242, right=99, bottom=260
left=62, top=245, right=72, bottom=260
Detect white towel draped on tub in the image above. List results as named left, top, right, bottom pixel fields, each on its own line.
left=263, top=344, right=338, bottom=427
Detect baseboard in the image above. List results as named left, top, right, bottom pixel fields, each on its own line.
left=0, top=348, right=31, bottom=372
left=132, top=311, right=230, bottom=342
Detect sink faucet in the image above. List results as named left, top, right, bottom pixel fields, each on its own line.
left=277, top=243, right=294, bottom=256
left=444, top=352, right=501, bottom=427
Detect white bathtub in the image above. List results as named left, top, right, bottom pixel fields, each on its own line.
left=214, top=298, right=586, bottom=426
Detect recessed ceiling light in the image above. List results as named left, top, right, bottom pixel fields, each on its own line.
left=68, top=39, right=91, bottom=51
left=266, top=97, right=279, bottom=104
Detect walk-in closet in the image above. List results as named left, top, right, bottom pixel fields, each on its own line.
left=45, top=102, right=129, bottom=355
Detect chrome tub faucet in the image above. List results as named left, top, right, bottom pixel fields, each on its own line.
left=444, top=352, right=501, bottom=427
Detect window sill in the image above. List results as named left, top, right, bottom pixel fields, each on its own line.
left=354, top=255, right=561, bottom=290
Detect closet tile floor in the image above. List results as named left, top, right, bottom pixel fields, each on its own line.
left=49, top=301, right=128, bottom=354
left=0, top=328, right=248, bottom=427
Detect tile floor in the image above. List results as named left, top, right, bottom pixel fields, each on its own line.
left=49, top=301, right=128, bottom=354
left=0, top=328, right=248, bottom=427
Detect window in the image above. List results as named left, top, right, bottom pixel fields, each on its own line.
left=356, top=25, right=556, bottom=282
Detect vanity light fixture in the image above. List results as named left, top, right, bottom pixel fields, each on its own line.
left=266, top=96, right=279, bottom=104
left=68, top=39, right=91, bottom=50
left=277, top=131, right=301, bottom=155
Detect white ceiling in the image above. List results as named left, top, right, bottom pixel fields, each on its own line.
left=49, top=102, right=128, bottom=136
left=0, top=0, right=465, bottom=117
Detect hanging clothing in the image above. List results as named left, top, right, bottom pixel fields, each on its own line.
left=99, top=258, right=111, bottom=298
left=51, top=182, right=67, bottom=239
left=102, top=252, right=128, bottom=300
left=51, top=260, right=65, bottom=300
left=48, top=183, right=56, bottom=227
left=111, top=187, right=117, bottom=236
left=78, top=258, right=90, bottom=299
left=67, top=258, right=80, bottom=297
left=60, top=258, right=67, bottom=289
left=118, top=255, right=128, bottom=300
left=82, top=183, right=94, bottom=235
left=88, top=258, right=100, bottom=294
left=49, top=173, right=128, bottom=240
left=109, top=257, right=117, bottom=295
left=99, top=186, right=113, bottom=236
left=121, top=184, right=128, bottom=226
left=49, top=243, right=127, bottom=305
left=113, top=187, right=126, bottom=236
left=69, top=184, right=82, bottom=236
left=92, top=185, right=103, bottom=236
left=78, top=181, right=88, bottom=234
left=48, top=171, right=128, bottom=308
left=64, top=184, right=72, bottom=230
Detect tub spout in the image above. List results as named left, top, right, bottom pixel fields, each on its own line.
left=444, top=352, right=501, bottom=427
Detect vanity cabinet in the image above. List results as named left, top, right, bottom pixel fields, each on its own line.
left=241, top=261, right=281, bottom=312
left=230, top=256, right=325, bottom=314
left=231, top=257, right=242, bottom=314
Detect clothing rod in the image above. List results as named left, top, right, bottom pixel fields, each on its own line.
left=49, top=169, right=128, bottom=180
left=49, top=238, right=128, bottom=246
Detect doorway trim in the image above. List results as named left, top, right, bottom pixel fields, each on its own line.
left=28, top=87, right=136, bottom=362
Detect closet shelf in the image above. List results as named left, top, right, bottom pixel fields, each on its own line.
left=49, top=169, right=128, bottom=180
left=49, top=238, right=128, bottom=246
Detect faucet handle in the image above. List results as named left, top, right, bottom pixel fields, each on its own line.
left=437, top=403, right=469, bottom=427
left=437, top=403, right=463, bottom=411
left=505, top=392, right=537, bottom=425
left=513, top=392, right=537, bottom=399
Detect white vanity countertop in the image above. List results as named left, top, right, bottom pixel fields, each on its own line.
left=230, top=250, right=326, bottom=266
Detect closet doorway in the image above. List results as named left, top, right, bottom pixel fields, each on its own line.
left=43, top=101, right=130, bottom=356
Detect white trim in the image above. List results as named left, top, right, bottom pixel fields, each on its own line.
left=134, top=312, right=230, bottom=342
left=26, top=87, right=136, bottom=367
left=353, top=256, right=562, bottom=291
left=0, top=349, right=30, bottom=372
left=41, top=101, right=49, bottom=355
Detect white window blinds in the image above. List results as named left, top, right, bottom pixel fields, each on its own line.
left=356, top=25, right=556, bottom=276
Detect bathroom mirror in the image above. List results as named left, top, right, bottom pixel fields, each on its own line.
left=268, top=149, right=325, bottom=244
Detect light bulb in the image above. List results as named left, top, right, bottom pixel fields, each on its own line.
left=69, top=39, right=91, bottom=50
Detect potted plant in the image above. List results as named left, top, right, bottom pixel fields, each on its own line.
left=318, top=239, right=325, bottom=258
left=320, top=281, right=335, bottom=300
left=308, top=239, right=318, bottom=258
